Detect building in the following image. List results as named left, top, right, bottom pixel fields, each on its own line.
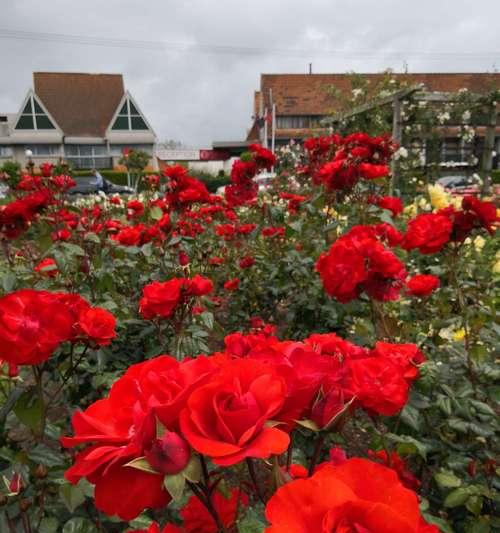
left=246, top=73, right=500, bottom=168
left=0, top=72, right=157, bottom=171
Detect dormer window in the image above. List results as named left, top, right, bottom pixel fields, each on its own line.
left=111, top=98, right=148, bottom=130
left=15, top=95, right=56, bottom=130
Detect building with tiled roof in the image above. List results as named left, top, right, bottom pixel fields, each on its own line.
left=0, top=72, right=156, bottom=170
left=247, top=73, right=500, bottom=168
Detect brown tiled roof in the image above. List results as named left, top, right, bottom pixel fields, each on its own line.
left=33, top=72, right=125, bottom=136
left=260, top=73, right=500, bottom=115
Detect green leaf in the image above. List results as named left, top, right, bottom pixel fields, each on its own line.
left=386, top=434, right=428, bottom=459
left=444, top=487, right=470, bottom=508
left=182, top=454, right=202, bottom=483
left=13, top=390, right=43, bottom=431
left=125, top=457, right=157, bottom=474
left=61, top=243, right=86, bottom=256
left=295, top=419, right=320, bottom=432
left=84, top=232, right=100, bottom=244
left=59, top=482, right=86, bottom=513
left=28, top=444, right=65, bottom=467
left=39, top=517, right=59, bottom=533
left=400, top=404, right=421, bottom=431
left=434, top=470, right=462, bottom=488
left=150, top=206, right=163, bottom=220
left=2, top=272, right=17, bottom=292
left=465, top=494, right=483, bottom=516
left=164, top=473, right=186, bottom=502
left=237, top=510, right=267, bottom=533
left=62, top=518, right=97, bottom=533
left=200, top=311, right=214, bottom=331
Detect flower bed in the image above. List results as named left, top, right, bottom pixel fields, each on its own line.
left=0, top=136, right=498, bottom=532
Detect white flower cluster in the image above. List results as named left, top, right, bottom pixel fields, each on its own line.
left=437, top=112, right=451, bottom=125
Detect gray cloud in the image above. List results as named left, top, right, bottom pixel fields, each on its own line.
left=0, top=0, right=498, bottom=146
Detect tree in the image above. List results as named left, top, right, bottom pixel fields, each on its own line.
left=119, top=149, right=151, bottom=190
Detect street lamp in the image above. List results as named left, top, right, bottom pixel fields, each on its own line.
left=25, top=149, right=34, bottom=175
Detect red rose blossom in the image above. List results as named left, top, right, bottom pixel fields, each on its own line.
left=265, top=458, right=439, bottom=533
left=406, top=274, right=440, bottom=297
left=180, top=359, right=289, bottom=465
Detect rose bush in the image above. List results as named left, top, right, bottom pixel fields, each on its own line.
left=0, top=135, right=497, bottom=533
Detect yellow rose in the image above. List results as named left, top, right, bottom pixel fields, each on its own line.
left=473, top=236, right=486, bottom=252
left=453, top=329, right=466, bottom=342
left=428, top=184, right=451, bottom=210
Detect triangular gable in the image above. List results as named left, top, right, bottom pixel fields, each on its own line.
left=14, top=90, right=61, bottom=131
left=108, top=92, right=154, bottom=133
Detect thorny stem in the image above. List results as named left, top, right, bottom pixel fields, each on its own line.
left=45, top=346, right=89, bottom=409
left=246, top=458, right=265, bottom=504
left=200, top=454, right=211, bottom=492
left=308, top=434, right=325, bottom=476
left=449, top=247, right=476, bottom=386
left=187, top=480, right=227, bottom=533
left=32, top=365, right=46, bottom=442
left=286, top=431, right=294, bottom=470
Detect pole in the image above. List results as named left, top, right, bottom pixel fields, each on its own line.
left=391, top=96, right=403, bottom=194
left=259, top=92, right=264, bottom=144
left=271, top=103, right=276, bottom=156
left=481, top=101, right=497, bottom=195
left=263, top=107, right=268, bottom=148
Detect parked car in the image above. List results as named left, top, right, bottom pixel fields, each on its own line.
left=436, top=175, right=481, bottom=196
left=68, top=177, right=133, bottom=196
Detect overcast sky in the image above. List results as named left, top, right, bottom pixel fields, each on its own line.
left=0, top=0, right=499, bottom=147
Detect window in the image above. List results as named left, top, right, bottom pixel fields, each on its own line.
left=65, top=145, right=111, bottom=169
left=441, top=138, right=470, bottom=164
left=0, top=145, right=13, bottom=157
left=15, top=95, right=56, bottom=130
left=111, top=98, right=149, bottom=131
left=25, top=144, right=61, bottom=156
left=275, top=115, right=325, bottom=129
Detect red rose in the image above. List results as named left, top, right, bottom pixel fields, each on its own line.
left=249, top=143, right=276, bottom=170
left=370, top=341, right=426, bottom=383
left=51, top=228, right=72, bottom=242
left=183, top=274, right=213, bottom=297
left=127, top=200, right=145, bottom=218
left=0, top=290, right=75, bottom=365
left=461, top=195, right=498, bottom=234
left=316, top=226, right=407, bottom=303
left=403, top=213, right=453, bottom=254
left=239, top=255, right=255, bottom=269
left=180, top=359, right=289, bottom=465
left=139, top=279, right=183, bottom=319
left=265, top=459, right=437, bottom=533
left=61, top=359, right=181, bottom=519
left=40, top=162, right=54, bottom=178
left=347, top=357, right=409, bottom=416
left=372, top=195, right=404, bottom=217
left=78, top=306, right=117, bottom=346
left=113, top=225, right=144, bottom=246
left=406, top=274, right=440, bottom=297
left=34, top=257, right=58, bottom=277
left=224, top=278, right=240, bottom=291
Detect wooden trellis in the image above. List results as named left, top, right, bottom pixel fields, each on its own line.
left=322, top=85, right=498, bottom=194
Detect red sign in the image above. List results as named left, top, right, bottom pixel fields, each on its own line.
left=199, top=149, right=230, bottom=161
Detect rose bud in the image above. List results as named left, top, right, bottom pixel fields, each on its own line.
left=179, top=251, right=190, bottom=266
left=9, top=473, right=23, bottom=494
left=145, top=431, right=191, bottom=475
left=34, top=465, right=48, bottom=479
